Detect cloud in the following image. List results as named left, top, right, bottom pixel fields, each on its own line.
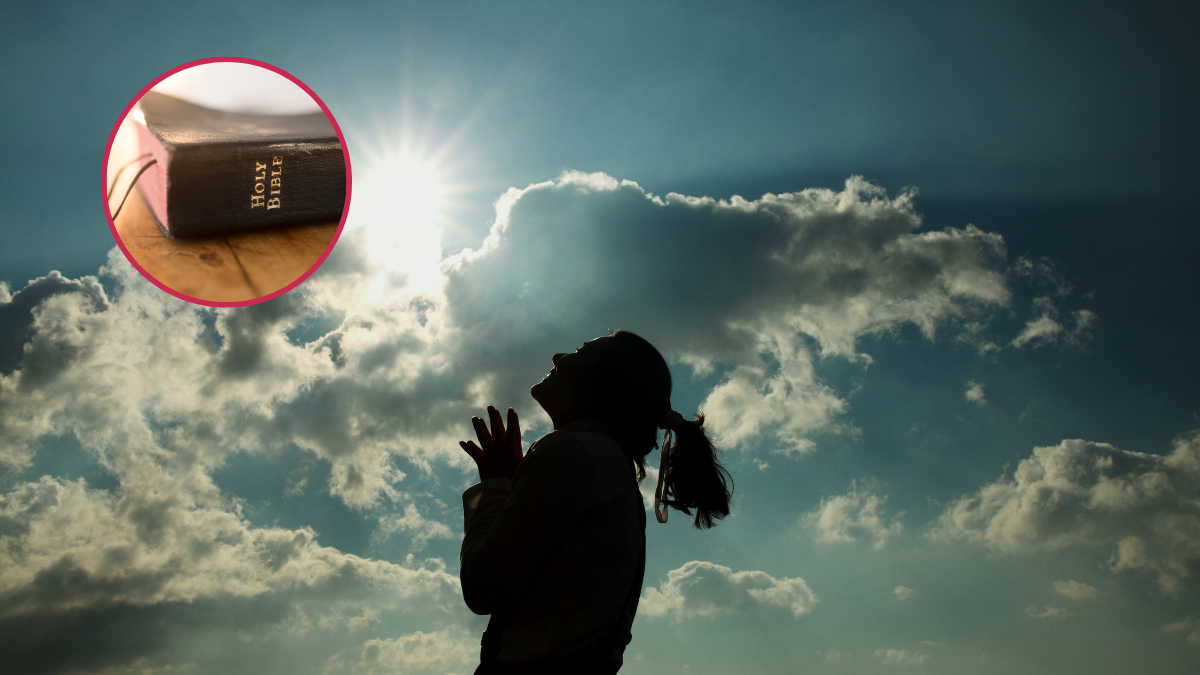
left=1, top=173, right=1026, bottom=521
left=820, top=648, right=843, bottom=662
left=874, top=648, right=927, bottom=666
left=1164, top=615, right=1200, bottom=645
left=930, top=431, right=1200, bottom=594
left=801, top=482, right=903, bottom=549
left=1008, top=258, right=1095, bottom=350
left=639, top=561, right=817, bottom=620
left=1011, top=314, right=1063, bottom=349
left=1025, top=605, right=1074, bottom=620
left=356, top=628, right=477, bottom=675
left=893, top=585, right=915, bottom=600
left=0, top=271, right=110, bottom=380
left=1070, top=309, right=1099, bottom=345
left=0, top=472, right=467, bottom=673
left=1010, top=310, right=1094, bottom=350
left=450, top=173, right=1010, bottom=355
left=964, top=380, right=986, bottom=406
left=444, top=172, right=1015, bottom=453
left=0, top=259, right=405, bottom=509
left=0, top=170, right=1062, bottom=671
left=0, top=475, right=466, bottom=616
left=1053, top=579, right=1099, bottom=599
left=372, top=504, right=457, bottom=552
left=697, top=344, right=846, bottom=455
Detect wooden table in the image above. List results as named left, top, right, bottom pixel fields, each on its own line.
left=106, top=113, right=340, bottom=303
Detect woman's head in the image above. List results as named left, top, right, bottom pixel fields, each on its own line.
left=530, top=330, right=732, bottom=528
left=531, top=331, right=671, bottom=433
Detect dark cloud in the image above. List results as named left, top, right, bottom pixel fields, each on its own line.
left=0, top=272, right=108, bottom=386
left=445, top=173, right=1015, bottom=451
left=215, top=294, right=307, bottom=379
left=0, top=473, right=466, bottom=674
left=447, top=174, right=1009, bottom=365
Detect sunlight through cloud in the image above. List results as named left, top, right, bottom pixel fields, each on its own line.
left=347, top=145, right=455, bottom=302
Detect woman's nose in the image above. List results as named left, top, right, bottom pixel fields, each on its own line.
left=552, top=353, right=565, bottom=366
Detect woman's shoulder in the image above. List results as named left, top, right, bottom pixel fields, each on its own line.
left=534, top=422, right=624, bottom=458
left=521, top=423, right=628, bottom=479
left=531, top=423, right=635, bottom=488
left=528, top=428, right=589, bottom=455
left=517, top=429, right=597, bottom=479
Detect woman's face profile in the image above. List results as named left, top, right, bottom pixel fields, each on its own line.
left=530, top=336, right=609, bottom=428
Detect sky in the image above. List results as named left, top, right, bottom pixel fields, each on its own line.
left=2, top=1, right=1199, bottom=674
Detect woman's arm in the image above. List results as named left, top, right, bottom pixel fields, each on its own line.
left=459, top=430, right=599, bottom=615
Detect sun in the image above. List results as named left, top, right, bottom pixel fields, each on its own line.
left=351, top=146, right=456, bottom=286
left=369, top=153, right=447, bottom=229
left=346, top=109, right=479, bottom=292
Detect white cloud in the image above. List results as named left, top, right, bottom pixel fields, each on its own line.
left=1011, top=314, right=1063, bottom=349
left=875, top=648, right=927, bottom=665
left=964, top=380, right=987, bottom=406
left=637, top=465, right=660, bottom=511
left=356, top=629, right=477, bottom=675
left=1025, top=605, right=1074, bottom=620
left=1164, top=615, right=1200, bottom=645
left=1010, top=309, right=1094, bottom=350
left=930, top=432, right=1200, bottom=594
left=1068, top=309, right=1098, bottom=346
left=373, top=504, right=457, bottom=552
left=1053, top=579, right=1099, bottom=599
left=802, top=482, right=903, bottom=550
left=1007, top=258, right=1095, bottom=350
left=640, top=561, right=817, bottom=620
left=893, top=585, right=915, bottom=600
left=698, top=343, right=846, bottom=456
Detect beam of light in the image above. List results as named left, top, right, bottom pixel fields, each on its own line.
left=368, top=153, right=447, bottom=235
left=340, top=62, right=518, bottom=304
left=350, top=143, right=455, bottom=302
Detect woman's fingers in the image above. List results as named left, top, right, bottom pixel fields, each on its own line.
left=466, top=406, right=522, bottom=481
left=487, top=405, right=506, bottom=448
left=471, top=415, right=492, bottom=450
left=459, top=440, right=483, bottom=465
left=507, top=407, right=523, bottom=460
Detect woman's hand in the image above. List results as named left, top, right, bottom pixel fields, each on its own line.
left=460, top=405, right=524, bottom=481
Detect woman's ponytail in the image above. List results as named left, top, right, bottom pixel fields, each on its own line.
left=587, top=330, right=734, bottom=529
left=658, top=413, right=732, bottom=529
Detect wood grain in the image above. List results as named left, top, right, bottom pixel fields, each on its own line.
left=106, top=114, right=339, bottom=303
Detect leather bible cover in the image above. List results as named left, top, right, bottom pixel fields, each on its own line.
left=135, top=91, right=346, bottom=237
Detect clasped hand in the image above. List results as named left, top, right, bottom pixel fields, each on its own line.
left=459, top=405, right=525, bottom=481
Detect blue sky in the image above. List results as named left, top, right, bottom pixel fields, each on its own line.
left=1, top=1, right=1198, bottom=673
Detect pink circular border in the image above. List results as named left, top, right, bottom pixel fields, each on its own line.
left=102, top=57, right=352, bottom=308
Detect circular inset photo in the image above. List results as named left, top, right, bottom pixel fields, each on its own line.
left=103, top=58, right=351, bottom=306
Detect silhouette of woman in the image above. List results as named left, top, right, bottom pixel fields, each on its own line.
left=459, top=330, right=733, bottom=674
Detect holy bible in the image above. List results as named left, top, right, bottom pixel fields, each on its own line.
left=132, top=91, right=346, bottom=237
